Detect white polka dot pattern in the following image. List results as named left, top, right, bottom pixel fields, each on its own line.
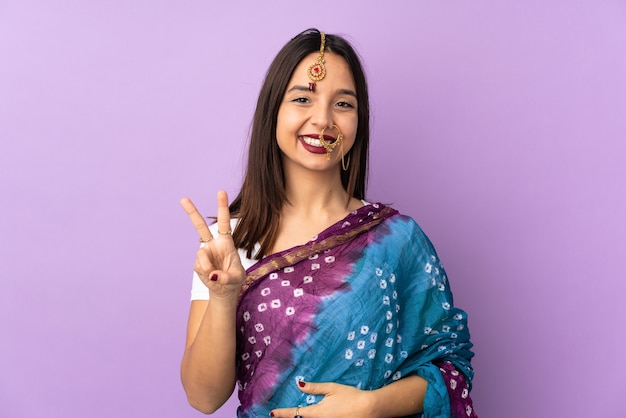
left=232, top=205, right=475, bottom=417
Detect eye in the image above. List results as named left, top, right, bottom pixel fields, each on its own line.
left=291, top=97, right=310, bottom=104
left=336, top=101, right=356, bottom=109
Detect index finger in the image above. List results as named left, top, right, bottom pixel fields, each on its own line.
left=215, top=190, right=232, bottom=237
left=180, top=197, right=213, bottom=242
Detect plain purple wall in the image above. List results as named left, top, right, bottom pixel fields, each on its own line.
left=1, top=1, right=625, bottom=417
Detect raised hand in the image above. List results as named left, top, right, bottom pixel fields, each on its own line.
left=180, top=190, right=246, bottom=300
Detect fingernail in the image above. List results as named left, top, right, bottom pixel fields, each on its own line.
left=210, top=274, right=218, bottom=281
left=270, top=413, right=275, bottom=417
left=298, top=381, right=305, bottom=388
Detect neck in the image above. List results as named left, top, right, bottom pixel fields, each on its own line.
left=282, top=166, right=351, bottom=218
left=268, top=161, right=363, bottom=255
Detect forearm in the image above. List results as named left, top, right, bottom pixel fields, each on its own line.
left=369, top=375, right=428, bottom=417
left=181, top=297, right=238, bottom=413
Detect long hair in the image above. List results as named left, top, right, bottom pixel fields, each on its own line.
left=230, top=28, right=370, bottom=259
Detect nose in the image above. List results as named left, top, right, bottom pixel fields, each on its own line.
left=310, top=102, right=333, bottom=131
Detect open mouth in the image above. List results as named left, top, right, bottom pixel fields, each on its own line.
left=299, top=134, right=336, bottom=148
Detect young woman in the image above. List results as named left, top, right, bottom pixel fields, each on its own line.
left=180, top=29, right=477, bottom=418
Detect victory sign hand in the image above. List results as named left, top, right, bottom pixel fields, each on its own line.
left=180, top=190, right=246, bottom=300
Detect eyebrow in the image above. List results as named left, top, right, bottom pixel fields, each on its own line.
left=286, top=85, right=357, bottom=98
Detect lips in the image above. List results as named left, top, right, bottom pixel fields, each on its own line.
left=298, top=134, right=334, bottom=154
left=299, top=134, right=336, bottom=147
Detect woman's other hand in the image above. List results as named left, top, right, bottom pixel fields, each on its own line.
left=270, top=381, right=376, bottom=418
left=270, top=375, right=427, bottom=418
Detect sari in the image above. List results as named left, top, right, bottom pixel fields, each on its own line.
left=235, top=203, right=475, bottom=417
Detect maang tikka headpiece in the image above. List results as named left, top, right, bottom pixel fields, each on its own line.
left=306, top=32, right=345, bottom=163
left=307, top=32, right=326, bottom=92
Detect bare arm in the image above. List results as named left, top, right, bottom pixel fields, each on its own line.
left=179, top=191, right=246, bottom=414
left=369, top=375, right=428, bottom=416
left=181, top=299, right=237, bottom=413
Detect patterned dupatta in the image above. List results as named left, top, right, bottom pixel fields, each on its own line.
left=235, top=203, right=475, bottom=418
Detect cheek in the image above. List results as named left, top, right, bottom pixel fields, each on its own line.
left=276, top=111, right=300, bottom=137
left=342, top=119, right=358, bottom=150
left=344, top=137, right=357, bottom=153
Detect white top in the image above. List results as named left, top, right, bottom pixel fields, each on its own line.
left=190, top=219, right=259, bottom=301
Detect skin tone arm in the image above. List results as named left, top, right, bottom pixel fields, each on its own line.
left=270, top=376, right=428, bottom=418
left=179, top=191, right=246, bottom=414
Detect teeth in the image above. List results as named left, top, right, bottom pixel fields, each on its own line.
left=301, top=136, right=324, bottom=147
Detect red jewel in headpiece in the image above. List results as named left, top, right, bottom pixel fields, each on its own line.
left=307, top=32, right=326, bottom=83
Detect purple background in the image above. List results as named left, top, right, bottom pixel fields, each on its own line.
left=1, top=1, right=625, bottom=417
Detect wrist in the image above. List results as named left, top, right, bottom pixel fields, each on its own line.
left=206, top=283, right=242, bottom=304
left=207, top=292, right=239, bottom=313
left=366, top=388, right=384, bottom=417
left=367, top=376, right=428, bottom=417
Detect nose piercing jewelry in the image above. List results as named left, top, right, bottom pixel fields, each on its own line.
left=319, top=124, right=344, bottom=160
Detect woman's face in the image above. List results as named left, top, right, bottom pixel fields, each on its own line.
left=276, top=52, right=358, bottom=175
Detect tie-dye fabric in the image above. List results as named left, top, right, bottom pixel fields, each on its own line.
left=235, top=203, right=475, bottom=417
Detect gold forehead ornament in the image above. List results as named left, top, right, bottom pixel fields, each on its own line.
left=307, top=32, right=326, bottom=92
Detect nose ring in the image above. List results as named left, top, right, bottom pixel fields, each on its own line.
left=319, top=124, right=344, bottom=160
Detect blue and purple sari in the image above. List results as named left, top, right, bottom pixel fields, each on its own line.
left=235, top=203, right=476, bottom=417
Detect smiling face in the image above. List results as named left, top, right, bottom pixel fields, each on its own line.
left=276, top=52, right=358, bottom=176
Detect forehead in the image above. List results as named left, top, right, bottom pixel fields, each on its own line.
left=289, top=52, right=355, bottom=88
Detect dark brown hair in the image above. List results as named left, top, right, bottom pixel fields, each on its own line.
left=230, top=28, right=370, bottom=259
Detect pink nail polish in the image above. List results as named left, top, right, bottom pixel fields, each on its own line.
left=298, top=381, right=305, bottom=388
left=210, top=274, right=218, bottom=281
